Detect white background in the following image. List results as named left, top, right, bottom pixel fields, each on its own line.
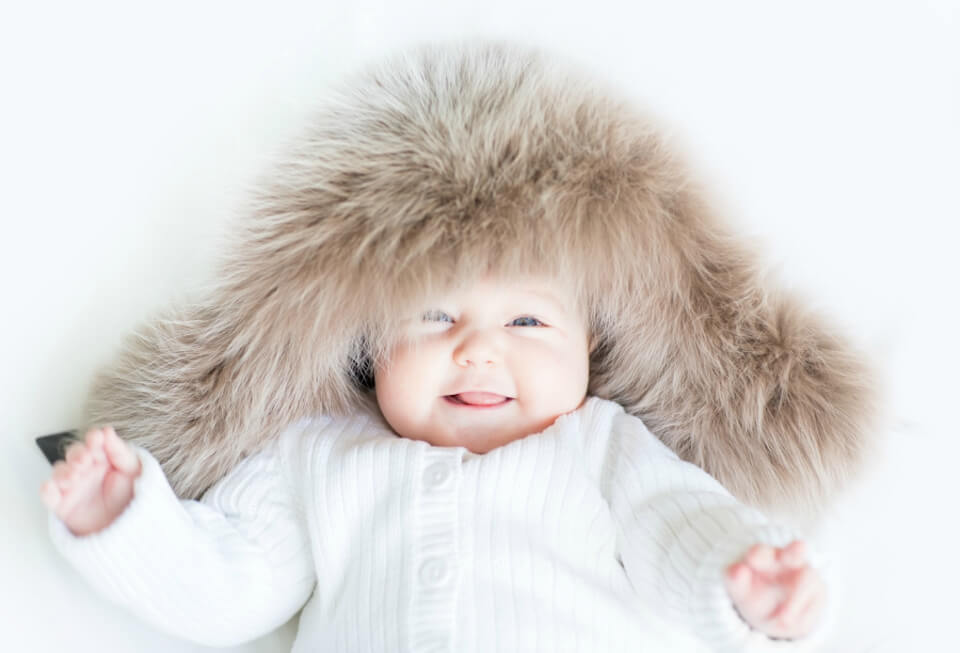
left=1, top=1, right=957, bottom=651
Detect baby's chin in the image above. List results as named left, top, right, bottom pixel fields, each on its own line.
left=393, top=415, right=562, bottom=453
left=399, top=429, right=525, bottom=453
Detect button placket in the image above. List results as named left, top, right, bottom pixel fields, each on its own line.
left=423, top=461, right=451, bottom=490
left=418, top=557, right=450, bottom=587
left=410, top=449, right=462, bottom=652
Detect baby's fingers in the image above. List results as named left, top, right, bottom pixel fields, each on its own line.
left=790, top=590, right=826, bottom=637
left=771, top=567, right=825, bottom=631
left=777, top=541, right=807, bottom=569
left=50, top=460, right=72, bottom=486
left=744, top=544, right=778, bottom=574
left=103, top=469, right=136, bottom=516
left=725, top=562, right=753, bottom=603
left=64, top=441, right=89, bottom=466
left=82, top=428, right=108, bottom=465
left=725, top=560, right=783, bottom=622
left=103, top=427, right=140, bottom=476
left=39, top=479, right=62, bottom=510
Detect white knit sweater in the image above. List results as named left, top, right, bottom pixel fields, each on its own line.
left=49, top=397, right=828, bottom=652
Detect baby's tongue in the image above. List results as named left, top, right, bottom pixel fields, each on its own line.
left=455, top=392, right=507, bottom=405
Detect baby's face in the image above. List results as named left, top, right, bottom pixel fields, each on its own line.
left=374, top=277, right=590, bottom=452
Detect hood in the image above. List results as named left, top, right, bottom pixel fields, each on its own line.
left=85, top=41, right=877, bottom=516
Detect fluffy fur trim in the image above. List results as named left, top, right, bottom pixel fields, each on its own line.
left=86, top=42, right=876, bottom=514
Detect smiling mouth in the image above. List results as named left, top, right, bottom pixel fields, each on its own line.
left=444, top=392, right=514, bottom=407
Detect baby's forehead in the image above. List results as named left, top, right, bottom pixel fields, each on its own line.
left=433, top=276, right=576, bottom=308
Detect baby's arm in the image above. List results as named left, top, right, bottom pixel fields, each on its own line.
left=40, top=425, right=315, bottom=647
left=40, top=427, right=141, bottom=536
left=603, top=410, right=830, bottom=651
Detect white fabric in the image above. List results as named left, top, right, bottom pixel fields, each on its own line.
left=48, top=396, right=828, bottom=652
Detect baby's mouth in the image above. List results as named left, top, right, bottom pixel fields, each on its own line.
left=444, top=392, right=513, bottom=407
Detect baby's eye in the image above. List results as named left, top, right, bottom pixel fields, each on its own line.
left=422, top=310, right=453, bottom=323
left=508, top=316, right=544, bottom=327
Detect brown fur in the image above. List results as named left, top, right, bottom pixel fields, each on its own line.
left=85, top=42, right=877, bottom=515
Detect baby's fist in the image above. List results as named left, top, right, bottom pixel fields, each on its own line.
left=40, top=426, right=141, bottom=536
left=724, top=541, right=825, bottom=640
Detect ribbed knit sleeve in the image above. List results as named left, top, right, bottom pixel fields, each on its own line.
left=600, top=409, right=826, bottom=652
left=47, top=437, right=315, bottom=647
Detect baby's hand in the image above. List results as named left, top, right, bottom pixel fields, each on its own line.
left=724, top=540, right=825, bottom=640
left=40, top=426, right=141, bottom=536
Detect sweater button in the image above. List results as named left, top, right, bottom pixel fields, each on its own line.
left=418, top=557, right=450, bottom=587
left=423, top=462, right=451, bottom=489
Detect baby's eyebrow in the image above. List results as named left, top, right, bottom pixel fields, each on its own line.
left=517, top=289, right=567, bottom=311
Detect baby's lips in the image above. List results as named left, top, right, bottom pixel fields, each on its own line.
left=450, top=392, right=511, bottom=405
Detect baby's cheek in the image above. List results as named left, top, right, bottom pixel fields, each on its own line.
left=375, top=352, right=441, bottom=439
left=541, top=348, right=589, bottom=404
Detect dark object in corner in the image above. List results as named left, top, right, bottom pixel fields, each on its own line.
left=36, top=431, right=78, bottom=465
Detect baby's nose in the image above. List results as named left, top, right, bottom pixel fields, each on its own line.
left=453, top=330, right=501, bottom=367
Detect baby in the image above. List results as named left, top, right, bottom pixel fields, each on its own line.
left=42, top=274, right=826, bottom=652
left=39, top=41, right=870, bottom=652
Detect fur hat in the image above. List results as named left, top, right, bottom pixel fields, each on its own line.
left=86, top=41, right=876, bottom=515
